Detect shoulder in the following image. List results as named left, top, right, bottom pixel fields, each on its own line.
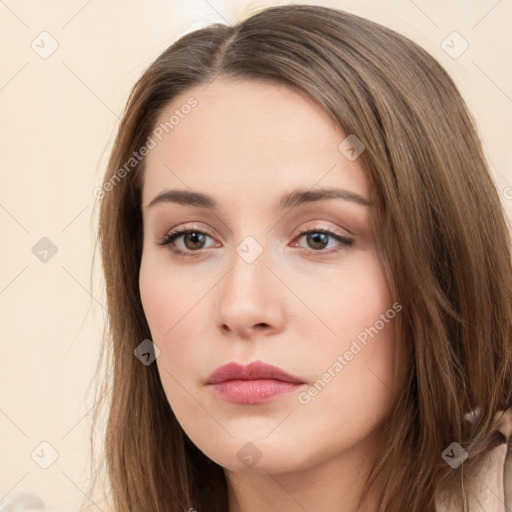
left=436, top=408, right=511, bottom=512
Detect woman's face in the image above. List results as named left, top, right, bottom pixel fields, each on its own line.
left=139, top=77, right=399, bottom=475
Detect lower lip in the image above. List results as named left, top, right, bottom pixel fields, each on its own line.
left=208, top=379, right=304, bottom=404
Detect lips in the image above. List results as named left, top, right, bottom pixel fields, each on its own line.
left=206, top=361, right=305, bottom=405
left=206, top=360, right=305, bottom=385
left=206, top=361, right=306, bottom=404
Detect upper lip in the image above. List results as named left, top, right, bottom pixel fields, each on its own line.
left=206, top=361, right=305, bottom=385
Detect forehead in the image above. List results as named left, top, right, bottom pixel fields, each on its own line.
left=142, top=77, right=368, bottom=207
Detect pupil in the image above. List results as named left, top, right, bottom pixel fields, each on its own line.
left=308, top=232, right=327, bottom=250
left=186, top=232, right=204, bottom=249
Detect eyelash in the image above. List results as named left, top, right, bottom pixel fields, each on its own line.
left=155, top=225, right=353, bottom=258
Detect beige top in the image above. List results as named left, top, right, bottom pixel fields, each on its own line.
left=436, top=408, right=512, bottom=512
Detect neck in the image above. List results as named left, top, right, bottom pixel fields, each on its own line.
left=225, top=439, right=383, bottom=512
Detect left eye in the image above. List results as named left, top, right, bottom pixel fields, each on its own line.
left=294, top=229, right=353, bottom=253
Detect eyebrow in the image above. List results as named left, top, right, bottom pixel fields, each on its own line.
left=147, top=187, right=371, bottom=211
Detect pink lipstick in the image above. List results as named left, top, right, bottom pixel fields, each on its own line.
left=206, top=361, right=306, bottom=404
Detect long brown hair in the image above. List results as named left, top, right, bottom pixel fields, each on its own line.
left=86, top=4, right=512, bottom=511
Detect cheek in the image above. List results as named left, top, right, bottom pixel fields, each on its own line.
left=296, top=308, right=398, bottom=450
left=139, top=253, right=196, bottom=338
left=296, top=249, right=393, bottom=340
left=299, top=250, right=398, bottom=406
left=139, top=254, right=208, bottom=375
left=139, top=258, right=199, bottom=420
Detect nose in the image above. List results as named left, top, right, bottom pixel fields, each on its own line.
left=216, top=241, right=286, bottom=340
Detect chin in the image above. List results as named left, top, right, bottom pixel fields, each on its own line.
left=198, top=439, right=312, bottom=475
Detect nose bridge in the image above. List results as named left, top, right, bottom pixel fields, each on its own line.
left=227, top=234, right=269, bottom=299
left=216, top=233, right=283, bottom=335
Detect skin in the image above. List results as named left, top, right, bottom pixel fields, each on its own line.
left=139, top=76, right=399, bottom=512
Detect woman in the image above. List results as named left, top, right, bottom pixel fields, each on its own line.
left=89, top=4, right=512, bottom=512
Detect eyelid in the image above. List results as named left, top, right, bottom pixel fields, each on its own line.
left=158, top=220, right=351, bottom=241
left=295, top=221, right=352, bottom=239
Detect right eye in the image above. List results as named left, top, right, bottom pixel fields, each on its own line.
left=155, top=227, right=217, bottom=257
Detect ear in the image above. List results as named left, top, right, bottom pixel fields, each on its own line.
left=494, top=407, right=512, bottom=443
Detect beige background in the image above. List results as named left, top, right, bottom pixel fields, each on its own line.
left=0, top=0, right=511, bottom=510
